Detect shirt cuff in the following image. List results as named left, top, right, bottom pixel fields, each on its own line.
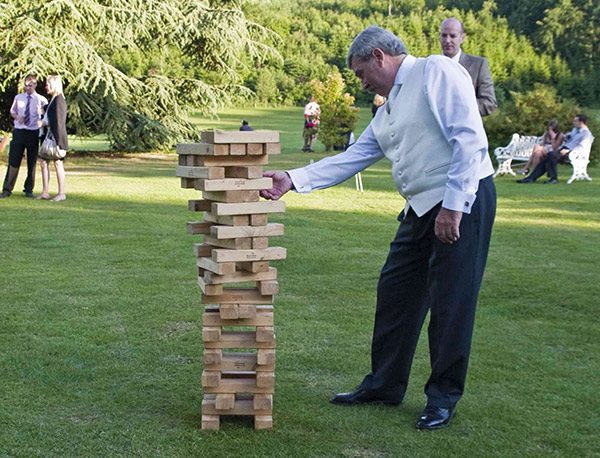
left=287, top=167, right=312, bottom=193
left=442, top=188, right=475, bottom=214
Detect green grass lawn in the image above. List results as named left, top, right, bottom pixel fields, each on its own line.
left=1, top=107, right=599, bottom=456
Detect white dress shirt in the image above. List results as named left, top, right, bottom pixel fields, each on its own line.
left=288, top=55, right=493, bottom=214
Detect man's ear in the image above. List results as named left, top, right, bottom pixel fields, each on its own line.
left=372, top=48, right=385, bottom=66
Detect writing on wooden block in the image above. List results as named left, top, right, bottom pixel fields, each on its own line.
left=176, top=165, right=225, bottom=180
left=212, top=223, right=284, bottom=240
left=212, top=200, right=286, bottom=217
left=212, top=247, right=287, bottom=263
left=215, top=393, right=235, bottom=410
left=201, top=130, right=280, bottom=144
left=202, top=190, right=260, bottom=203
left=177, top=142, right=229, bottom=156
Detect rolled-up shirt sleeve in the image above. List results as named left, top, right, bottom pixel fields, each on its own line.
left=287, top=124, right=385, bottom=193
left=424, top=58, right=490, bottom=214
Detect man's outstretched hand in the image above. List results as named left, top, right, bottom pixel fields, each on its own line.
left=260, top=171, right=293, bottom=200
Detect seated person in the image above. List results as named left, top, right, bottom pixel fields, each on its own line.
left=519, top=119, right=564, bottom=175
left=518, top=114, right=594, bottom=184
left=239, top=119, right=253, bottom=131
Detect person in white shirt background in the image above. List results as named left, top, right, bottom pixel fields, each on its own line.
left=261, top=25, right=496, bottom=430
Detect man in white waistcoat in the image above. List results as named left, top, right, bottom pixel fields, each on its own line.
left=260, top=25, right=496, bottom=430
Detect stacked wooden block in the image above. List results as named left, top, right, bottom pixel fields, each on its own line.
left=176, top=130, right=286, bottom=430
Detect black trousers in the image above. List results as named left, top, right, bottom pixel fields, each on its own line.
left=360, top=176, right=496, bottom=408
left=2, top=128, right=40, bottom=194
left=528, top=149, right=568, bottom=182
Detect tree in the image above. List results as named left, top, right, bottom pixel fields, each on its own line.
left=0, top=1, right=277, bottom=150
left=310, top=71, right=359, bottom=151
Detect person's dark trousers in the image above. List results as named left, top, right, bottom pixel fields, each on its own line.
left=525, top=156, right=551, bottom=182
left=2, top=129, right=40, bottom=194
left=546, top=150, right=568, bottom=181
left=360, top=175, right=496, bottom=408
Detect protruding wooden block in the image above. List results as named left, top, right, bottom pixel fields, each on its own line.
left=201, top=130, right=279, bottom=144
left=188, top=199, right=213, bottom=212
left=197, top=257, right=236, bottom=275
left=257, top=349, right=276, bottom=366
left=202, top=414, right=220, bottom=430
left=201, top=370, right=221, bottom=387
left=254, top=394, right=273, bottom=411
left=251, top=214, right=269, bottom=226
left=202, top=326, right=221, bottom=342
left=256, top=326, right=275, bottom=343
left=176, top=165, right=225, bottom=179
left=219, top=303, right=239, bottom=320
left=252, top=237, right=269, bottom=249
left=202, top=190, right=260, bottom=203
left=211, top=201, right=285, bottom=217
left=203, top=349, right=222, bottom=366
left=225, top=166, right=263, bottom=179
left=187, top=221, right=212, bottom=235
left=215, top=393, right=235, bottom=410
left=255, top=415, right=273, bottom=430
left=259, top=280, right=279, bottom=296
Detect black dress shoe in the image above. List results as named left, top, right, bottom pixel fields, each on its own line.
left=330, top=388, right=400, bottom=406
left=0, top=191, right=11, bottom=198
left=24, top=192, right=34, bottom=198
left=543, top=178, right=559, bottom=184
left=415, top=404, right=456, bottom=430
left=516, top=177, right=533, bottom=183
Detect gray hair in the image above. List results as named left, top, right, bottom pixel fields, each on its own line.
left=347, top=25, right=407, bottom=67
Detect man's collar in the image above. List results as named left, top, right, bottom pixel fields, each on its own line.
left=394, top=54, right=416, bottom=85
left=451, top=49, right=462, bottom=62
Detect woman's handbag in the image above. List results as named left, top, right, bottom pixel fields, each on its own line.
left=40, top=131, right=65, bottom=160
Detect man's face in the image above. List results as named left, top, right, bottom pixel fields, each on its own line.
left=24, top=80, right=37, bottom=95
left=440, top=21, right=465, bottom=58
left=573, top=117, right=583, bottom=129
left=351, top=55, right=390, bottom=97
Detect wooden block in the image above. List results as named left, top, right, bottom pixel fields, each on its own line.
left=188, top=199, right=213, bottom=212
left=202, top=396, right=272, bottom=416
left=212, top=247, right=286, bottom=263
left=259, top=280, right=279, bottom=296
left=178, top=155, right=187, bottom=166
left=202, top=190, right=260, bottom=203
left=238, top=261, right=270, bottom=273
left=239, top=304, right=258, bottom=319
left=193, top=243, right=213, bottom=258
left=257, top=349, right=276, bottom=366
left=219, top=303, right=239, bottom=320
left=204, top=330, right=275, bottom=349
left=198, top=276, right=224, bottom=295
left=204, top=267, right=277, bottom=285
left=202, top=376, right=274, bottom=394
left=186, top=155, right=202, bottom=166
left=202, top=370, right=221, bottom=388
left=201, top=130, right=280, bottom=144
left=203, top=235, right=252, bottom=250
left=212, top=223, right=283, bottom=240
left=256, top=371, right=275, bottom=389
left=255, top=415, right=273, bottom=430
left=215, top=393, right=235, bottom=410
left=203, top=352, right=274, bottom=372
left=252, top=237, right=268, bottom=249
left=211, top=201, right=285, bottom=216
left=202, top=326, right=221, bottom=342
left=247, top=143, right=264, bottom=155
left=176, top=165, right=225, bottom=179
left=265, top=143, right=281, bottom=155
left=225, top=166, right=263, bottom=179
left=201, top=414, right=220, bottom=430
left=254, top=394, right=273, bottom=411
left=177, top=142, right=229, bottom=156
left=251, top=214, right=268, bottom=226
left=201, top=288, right=273, bottom=305
left=256, top=326, right=275, bottom=343
left=195, top=178, right=273, bottom=192
left=203, top=349, right=222, bottom=366
left=187, top=221, right=212, bottom=235
left=203, top=309, right=273, bottom=327
left=204, top=212, right=250, bottom=226
left=229, top=143, right=246, bottom=155
left=180, top=177, right=196, bottom=189
left=197, top=257, right=236, bottom=275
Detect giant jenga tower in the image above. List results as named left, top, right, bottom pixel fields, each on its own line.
left=176, top=130, right=286, bottom=430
